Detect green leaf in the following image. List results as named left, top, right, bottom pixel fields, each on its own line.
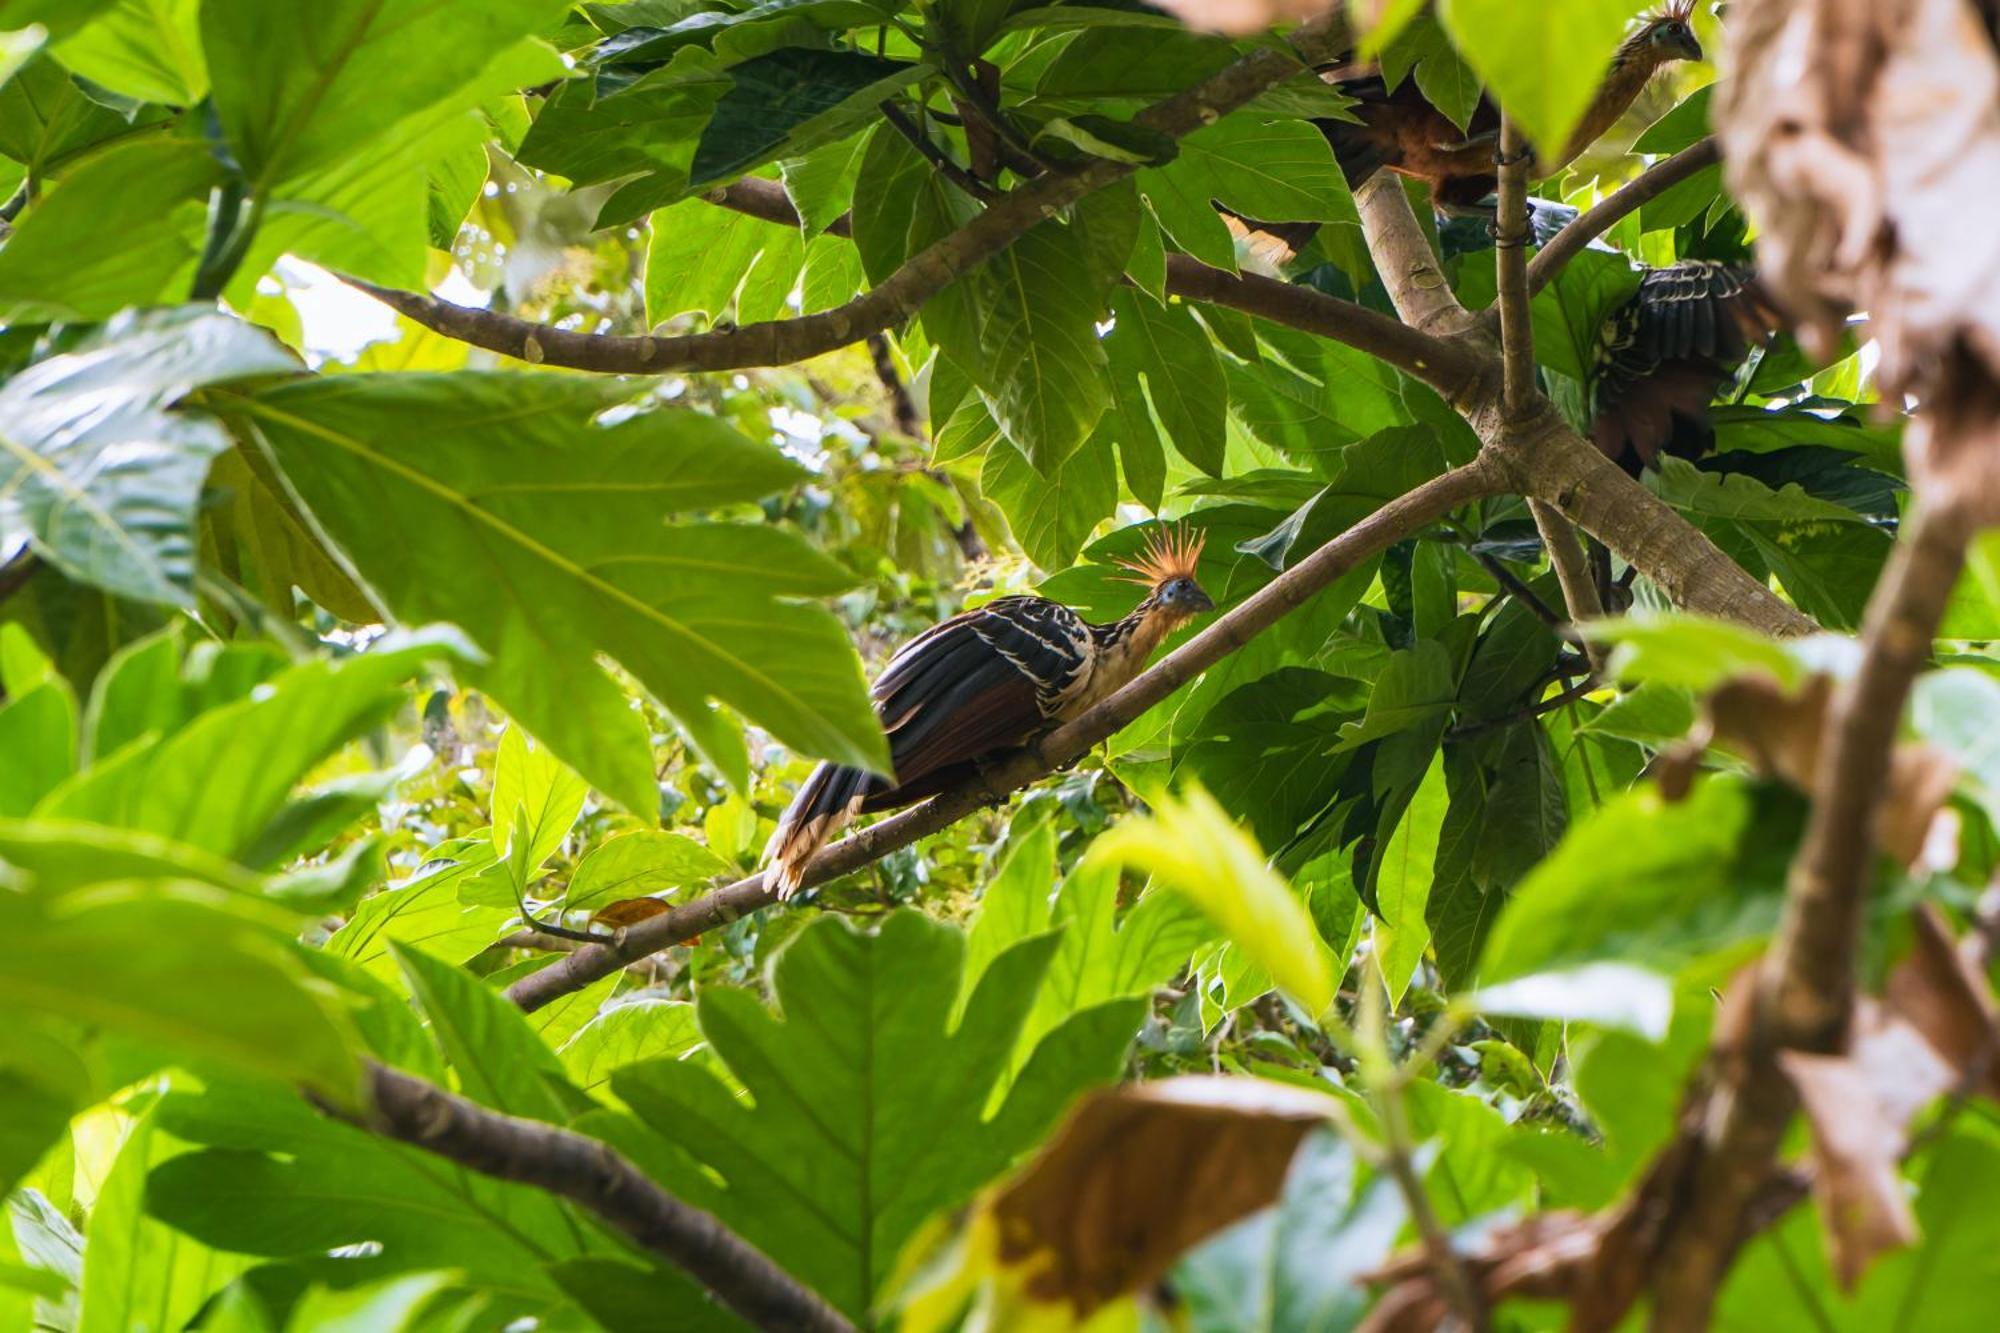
left=0, top=817, right=259, bottom=895
left=980, top=413, right=1118, bottom=569
left=690, top=48, right=923, bottom=187
left=780, top=130, right=866, bottom=239
left=327, top=843, right=509, bottom=980
left=1172, top=1130, right=1405, bottom=1332
left=1437, top=0, right=1635, bottom=162
left=962, top=815, right=1057, bottom=1007
left=0, top=139, right=217, bottom=322
left=76, top=1102, right=250, bottom=1333
left=644, top=195, right=802, bottom=325
left=563, top=830, right=731, bottom=912
left=0, top=679, right=75, bottom=817
left=1374, top=751, right=1446, bottom=1004
left=611, top=910, right=1137, bottom=1319
left=1631, top=84, right=1712, bottom=155
left=559, top=999, right=704, bottom=1099
left=1586, top=612, right=1805, bottom=693
left=148, top=1077, right=595, bottom=1287
left=239, top=372, right=888, bottom=812
left=0, top=0, right=120, bottom=42
left=515, top=49, right=731, bottom=229
left=1478, top=777, right=1759, bottom=984
left=1470, top=962, right=1672, bottom=1039
left=490, top=722, right=588, bottom=878
left=1138, top=116, right=1359, bottom=276
left=0, top=891, right=359, bottom=1097
left=51, top=0, right=206, bottom=104
left=1108, top=288, right=1227, bottom=476
left=39, top=630, right=461, bottom=862
left=393, top=944, right=581, bottom=1122
left=0, top=54, right=159, bottom=175
left=201, top=0, right=571, bottom=187
left=1912, top=668, right=2000, bottom=834
left=1086, top=784, right=1333, bottom=1016
left=0, top=307, right=295, bottom=605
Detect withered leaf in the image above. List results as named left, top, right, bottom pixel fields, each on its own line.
left=1717, top=0, right=2000, bottom=518
left=989, top=1075, right=1339, bottom=1314
left=590, top=896, right=673, bottom=928
left=1691, top=673, right=1958, bottom=864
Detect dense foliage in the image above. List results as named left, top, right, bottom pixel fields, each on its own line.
left=1, top=0, right=1997, bottom=1330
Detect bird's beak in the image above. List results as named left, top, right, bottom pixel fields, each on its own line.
left=1188, top=586, right=1215, bottom=613
left=1675, top=32, right=1704, bottom=62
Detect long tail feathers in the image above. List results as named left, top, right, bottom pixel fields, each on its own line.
left=762, top=763, right=880, bottom=899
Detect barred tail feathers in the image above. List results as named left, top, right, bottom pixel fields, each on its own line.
left=762, top=762, right=881, bottom=898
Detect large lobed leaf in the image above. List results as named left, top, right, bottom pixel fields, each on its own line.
left=233, top=371, right=888, bottom=811
left=610, top=910, right=1142, bottom=1320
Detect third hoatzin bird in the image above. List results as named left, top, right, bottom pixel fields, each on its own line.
left=763, top=526, right=1214, bottom=896
left=1318, top=3, right=1705, bottom=210
left=1590, top=259, right=1784, bottom=472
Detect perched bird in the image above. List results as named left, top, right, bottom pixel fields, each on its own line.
left=1590, top=260, right=1783, bottom=471
left=1318, top=3, right=1705, bottom=210
left=763, top=526, right=1215, bottom=896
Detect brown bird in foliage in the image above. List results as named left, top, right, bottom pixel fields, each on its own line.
left=1591, top=260, right=1785, bottom=471
left=1319, top=3, right=1705, bottom=210
left=763, top=526, right=1214, bottom=896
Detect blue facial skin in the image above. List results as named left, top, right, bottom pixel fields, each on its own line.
left=1650, top=19, right=1703, bottom=62
left=1158, top=577, right=1215, bottom=614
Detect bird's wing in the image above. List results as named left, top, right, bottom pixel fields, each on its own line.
left=872, top=596, right=1092, bottom=789
left=1592, top=262, right=1781, bottom=469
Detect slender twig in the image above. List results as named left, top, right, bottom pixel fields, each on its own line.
left=505, top=452, right=1508, bottom=1011
left=1447, top=677, right=1598, bottom=740
left=353, top=1063, right=855, bottom=1333
left=343, top=14, right=1353, bottom=375
left=879, top=101, right=996, bottom=202
left=1470, top=550, right=1568, bottom=632
left=1494, top=117, right=1536, bottom=420
left=1523, top=139, right=1720, bottom=299
left=1530, top=499, right=1608, bottom=672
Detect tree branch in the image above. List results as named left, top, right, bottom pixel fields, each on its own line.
left=879, top=100, right=995, bottom=202
left=1492, top=408, right=1815, bottom=638
left=1355, top=173, right=1479, bottom=343
left=1648, top=499, right=1974, bottom=1330
left=1495, top=117, right=1536, bottom=420
left=1529, top=499, right=1609, bottom=670
left=356, top=1062, right=855, bottom=1333
left=1524, top=139, right=1720, bottom=299
left=506, top=451, right=1509, bottom=1011
left=699, top=179, right=1478, bottom=397
left=344, top=14, right=1352, bottom=375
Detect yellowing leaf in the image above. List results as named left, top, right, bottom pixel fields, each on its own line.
left=1086, top=784, right=1332, bottom=1015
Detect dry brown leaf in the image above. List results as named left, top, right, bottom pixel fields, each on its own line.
left=1777, top=904, right=2000, bottom=1287
left=590, top=896, right=672, bottom=928
left=1693, top=674, right=1958, bottom=864
left=1718, top=0, right=2000, bottom=518
left=1144, top=0, right=1338, bottom=36
left=988, top=1075, right=1339, bottom=1314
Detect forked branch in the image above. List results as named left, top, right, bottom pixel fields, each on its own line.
left=1525, top=138, right=1720, bottom=298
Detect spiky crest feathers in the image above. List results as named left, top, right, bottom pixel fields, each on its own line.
left=1112, top=523, right=1207, bottom=590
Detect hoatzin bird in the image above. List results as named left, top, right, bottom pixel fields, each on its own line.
left=763, top=526, right=1214, bottom=896
left=1590, top=259, right=1784, bottom=472
left=1318, top=3, right=1705, bottom=210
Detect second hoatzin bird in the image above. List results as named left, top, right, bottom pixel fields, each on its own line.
left=1589, top=259, right=1784, bottom=472
left=763, top=526, right=1214, bottom=896
left=1318, top=3, right=1704, bottom=210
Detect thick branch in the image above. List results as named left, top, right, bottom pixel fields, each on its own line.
left=346, top=15, right=1351, bottom=375
left=507, top=452, right=1509, bottom=1010
left=1492, top=407, right=1815, bottom=638
left=1524, top=139, right=1720, bottom=299
left=359, top=1063, right=854, bottom=1333
left=1355, top=173, right=1479, bottom=343
left=1648, top=501, right=1973, bottom=1330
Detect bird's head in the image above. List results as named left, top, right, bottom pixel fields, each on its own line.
left=1116, top=523, right=1215, bottom=626
left=1638, top=3, right=1704, bottom=64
